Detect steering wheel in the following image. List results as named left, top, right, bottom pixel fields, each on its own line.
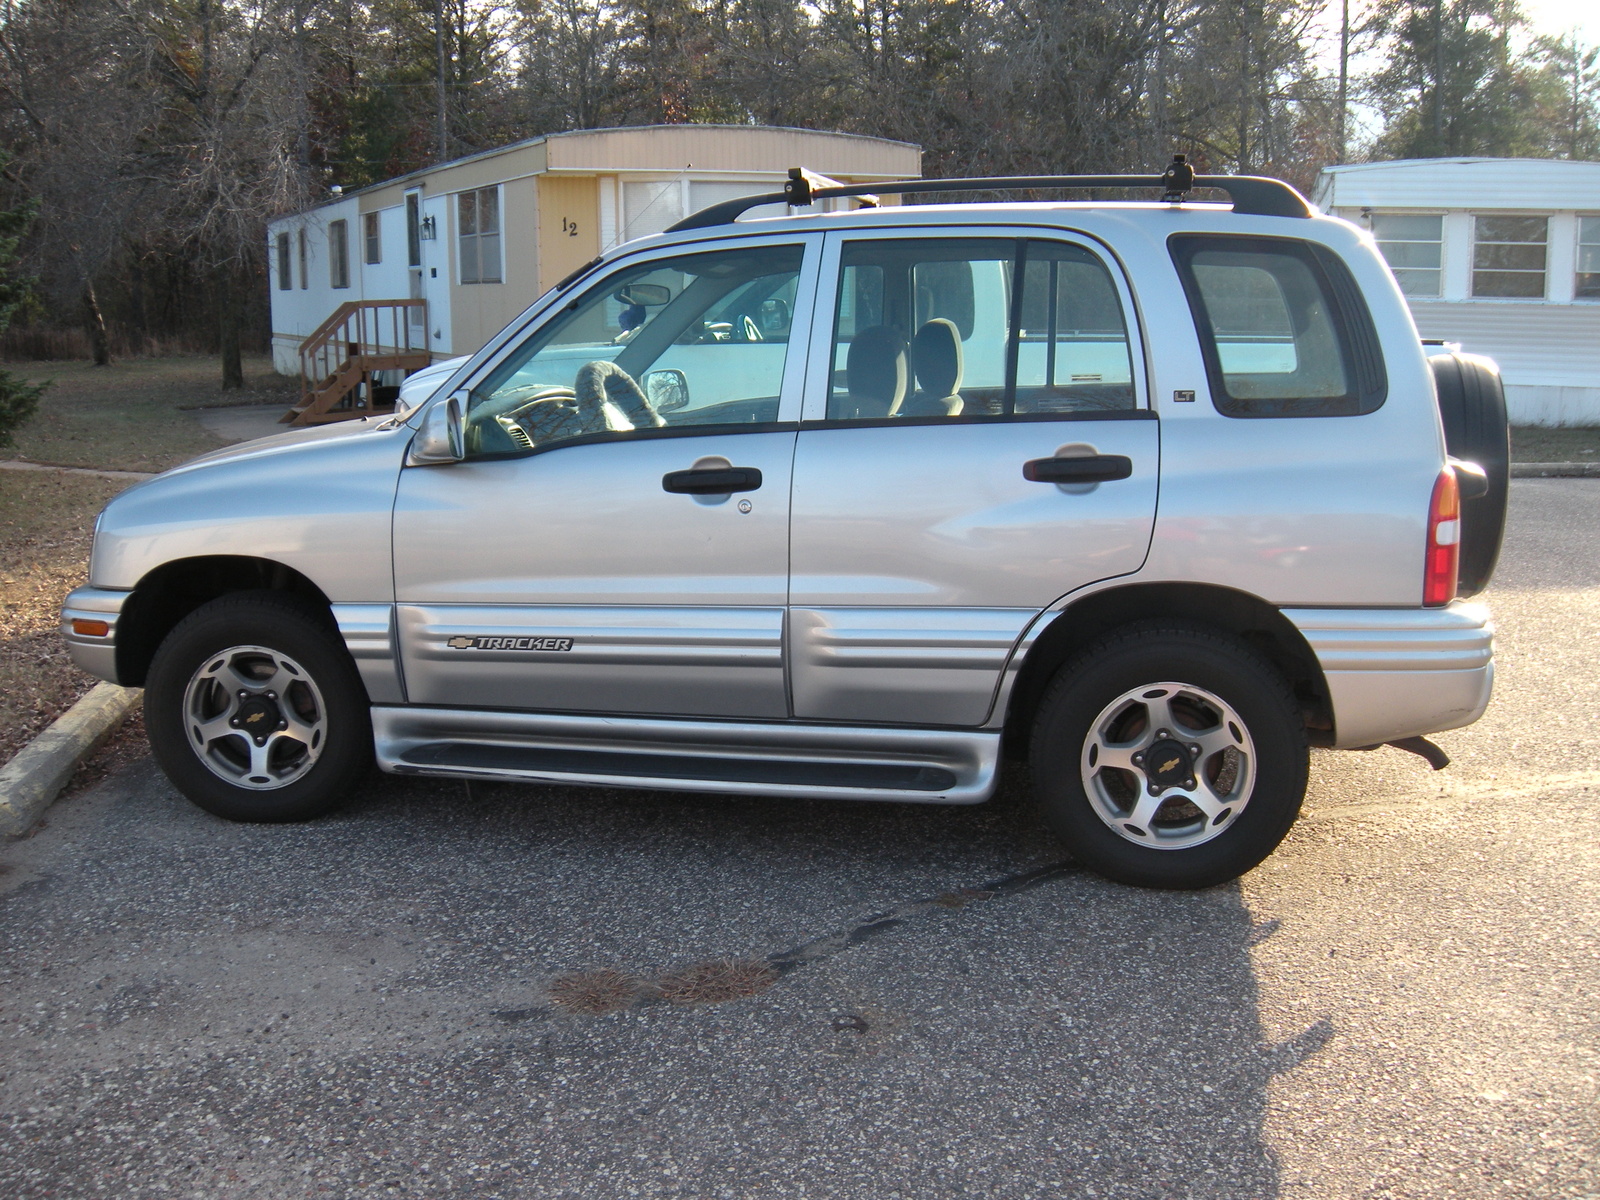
left=742, top=314, right=763, bottom=342
left=464, top=384, right=578, bottom=454
left=574, top=360, right=665, bottom=431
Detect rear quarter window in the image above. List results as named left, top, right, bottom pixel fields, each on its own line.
left=1170, top=234, right=1387, bottom=417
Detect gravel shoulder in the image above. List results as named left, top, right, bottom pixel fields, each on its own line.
left=0, top=469, right=133, bottom=763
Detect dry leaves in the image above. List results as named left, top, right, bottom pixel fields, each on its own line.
left=0, top=469, right=133, bottom=763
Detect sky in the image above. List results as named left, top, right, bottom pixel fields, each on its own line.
left=1308, top=0, right=1600, bottom=68
left=1515, top=0, right=1600, bottom=45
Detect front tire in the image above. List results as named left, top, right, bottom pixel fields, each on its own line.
left=145, top=592, right=373, bottom=822
left=1030, top=623, right=1308, bottom=889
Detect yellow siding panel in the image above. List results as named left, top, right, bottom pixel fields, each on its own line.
left=545, top=126, right=920, bottom=180
left=537, top=176, right=600, bottom=293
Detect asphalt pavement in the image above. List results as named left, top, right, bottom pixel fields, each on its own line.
left=2, top=480, right=1596, bottom=1199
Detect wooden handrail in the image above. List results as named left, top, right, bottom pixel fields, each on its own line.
left=290, top=298, right=430, bottom=425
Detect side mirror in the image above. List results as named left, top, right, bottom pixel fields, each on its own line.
left=408, top=392, right=465, bottom=465
left=644, top=368, right=690, bottom=413
left=759, top=297, right=791, bottom=334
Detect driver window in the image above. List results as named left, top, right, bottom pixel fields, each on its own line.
left=463, top=244, right=804, bottom=456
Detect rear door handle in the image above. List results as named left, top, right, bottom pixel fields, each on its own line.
left=662, top=466, right=764, bottom=495
left=1023, top=454, right=1133, bottom=484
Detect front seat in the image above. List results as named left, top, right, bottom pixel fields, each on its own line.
left=903, top=318, right=965, bottom=417
left=840, top=325, right=908, bottom=420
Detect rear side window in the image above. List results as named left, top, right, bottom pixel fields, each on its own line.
left=827, top=237, right=1136, bottom=421
left=1170, top=235, right=1386, bottom=417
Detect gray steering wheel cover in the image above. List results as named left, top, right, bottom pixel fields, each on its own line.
left=574, top=360, right=666, bottom=430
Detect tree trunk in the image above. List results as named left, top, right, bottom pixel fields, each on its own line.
left=218, top=266, right=244, bottom=389
left=83, top=281, right=111, bottom=366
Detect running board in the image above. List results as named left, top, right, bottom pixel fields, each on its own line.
left=371, top=707, right=1000, bottom=804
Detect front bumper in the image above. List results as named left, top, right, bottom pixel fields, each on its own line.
left=1284, top=602, right=1493, bottom=748
left=61, top=586, right=131, bottom=685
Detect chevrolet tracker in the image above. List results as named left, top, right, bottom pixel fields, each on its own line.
left=61, top=162, right=1508, bottom=889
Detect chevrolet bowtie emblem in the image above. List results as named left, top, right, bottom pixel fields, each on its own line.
left=448, top=636, right=474, bottom=649
left=1159, top=757, right=1180, bottom=773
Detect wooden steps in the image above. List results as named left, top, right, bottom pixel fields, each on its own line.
left=286, top=301, right=430, bottom=426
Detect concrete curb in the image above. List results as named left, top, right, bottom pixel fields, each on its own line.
left=0, top=684, right=142, bottom=837
left=1511, top=462, right=1600, bottom=478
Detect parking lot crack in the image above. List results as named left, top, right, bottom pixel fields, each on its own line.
left=533, top=860, right=1079, bottom=1017
left=766, top=859, right=1078, bottom=977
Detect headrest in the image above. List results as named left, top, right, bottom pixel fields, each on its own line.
left=912, top=318, right=963, bottom=400
left=845, top=325, right=908, bottom=418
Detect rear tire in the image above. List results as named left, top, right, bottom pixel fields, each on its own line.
left=145, top=592, right=372, bottom=822
left=1029, top=623, right=1308, bottom=890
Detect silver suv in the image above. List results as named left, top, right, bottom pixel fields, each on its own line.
left=61, top=163, right=1506, bottom=889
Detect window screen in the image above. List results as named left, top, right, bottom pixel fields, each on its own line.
left=623, top=181, right=684, bottom=240
left=459, top=188, right=502, bottom=284
left=1472, top=215, right=1547, bottom=298
left=1371, top=213, right=1442, bottom=297
left=1578, top=217, right=1600, bottom=300
left=1171, top=235, right=1387, bottom=417
left=276, top=233, right=291, bottom=290
left=364, top=212, right=381, bottom=265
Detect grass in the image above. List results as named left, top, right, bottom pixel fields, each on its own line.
left=0, top=469, right=135, bottom=764
left=1509, top=426, right=1600, bottom=463
left=2, top=355, right=295, bottom=473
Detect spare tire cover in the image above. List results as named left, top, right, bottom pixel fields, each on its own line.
left=1430, top=352, right=1509, bottom=597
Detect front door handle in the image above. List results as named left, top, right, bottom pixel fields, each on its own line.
left=662, top=466, right=764, bottom=495
left=1023, top=454, right=1133, bottom=484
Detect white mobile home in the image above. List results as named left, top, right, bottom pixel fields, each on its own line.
left=1314, top=157, right=1600, bottom=426
left=266, top=125, right=921, bottom=423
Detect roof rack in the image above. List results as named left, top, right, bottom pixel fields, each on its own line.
left=666, top=156, right=1313, bottom=232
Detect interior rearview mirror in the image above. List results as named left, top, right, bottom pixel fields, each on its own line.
left=615, top=283, right=672, bottom=307
left=644, top=369, right=690, bottom=413
left=408, top=391, right=465, bottom=465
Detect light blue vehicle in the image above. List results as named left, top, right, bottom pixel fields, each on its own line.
left=62, top=163, right=1508, bottom=889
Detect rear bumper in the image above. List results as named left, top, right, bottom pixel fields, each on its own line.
left=1284, top=602, right=1494, bottom=748
left=60, top=585, right=131, bottom=685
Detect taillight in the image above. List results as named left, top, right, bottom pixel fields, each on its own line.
left=1424, top=468, right=1460, bottom=607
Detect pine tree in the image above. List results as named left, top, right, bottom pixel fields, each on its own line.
left=1366, top=0, right=1547, bottom=158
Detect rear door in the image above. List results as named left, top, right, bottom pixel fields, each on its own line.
left=787, top=228, right=1159, bottom=726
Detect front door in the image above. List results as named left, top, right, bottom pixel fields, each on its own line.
left=393, top=235, right=817, bottom=718
left=787, top=230, right=1160, bottom=726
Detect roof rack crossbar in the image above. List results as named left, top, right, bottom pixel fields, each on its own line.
left=666, top=159, right=1312, bottom=232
